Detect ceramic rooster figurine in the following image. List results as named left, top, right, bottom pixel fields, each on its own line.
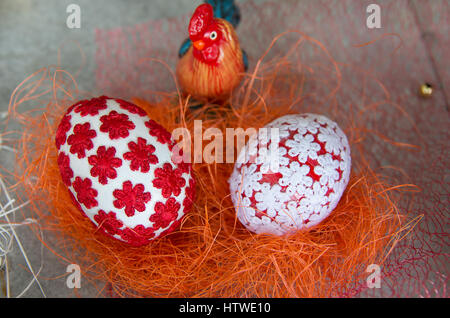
left=176, top=1, right=247, bottom=101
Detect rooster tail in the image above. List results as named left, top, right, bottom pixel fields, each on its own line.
left=206, top=0, right=241, bottom=29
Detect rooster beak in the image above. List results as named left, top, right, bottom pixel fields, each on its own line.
left=193, top=40, right=206, bottom=51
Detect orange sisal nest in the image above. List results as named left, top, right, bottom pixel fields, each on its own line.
left=6, top=32, right=419, bottom=297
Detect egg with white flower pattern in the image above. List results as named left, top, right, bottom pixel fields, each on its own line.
left=55, top=96, right=195, bottom=246
left=229, top=113, right=351, bottom=235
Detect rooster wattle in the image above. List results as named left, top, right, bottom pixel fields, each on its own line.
left=176, top=2, right=247, bottom=101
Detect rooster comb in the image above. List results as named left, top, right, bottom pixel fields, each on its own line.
left=189, top=3, right=214, bottom=39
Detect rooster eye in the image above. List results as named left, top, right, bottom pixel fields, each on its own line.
left=209, top=31, right=218, bottom=40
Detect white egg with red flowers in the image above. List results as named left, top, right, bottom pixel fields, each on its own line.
left=229, top=113, right=351, bottom=235
left=55, top=96, right=195, bottom=246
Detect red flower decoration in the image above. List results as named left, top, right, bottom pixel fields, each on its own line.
left=116, top=99, right=147, bottom=117
left=113, top=181, right=151, bottom=217
left=150, top=197, right=180, bottom=230
left=94, top=210, right=123, bottom=236
left=172, top=146, right=191, bottom=174
left=177, top=161, right=191, bottom=175
left=73, top=96, right=108, bottom=116
left=159, top=218, right=183, bottom=237
left=55, top=114, right=72, bottom=150
left=120, top=225, right=155, bottom=246
left=100, top=111, right=135, bottom=139
left=145, top=120, right=172, bottom=145
left=123, top=137, right=158, bottom=173
left=72, top=176, right=98, bottom=209
left=88, top=146, right=122, bottom=185
left=57, top=152, right=73, bottom=186
left=153, top=163, right=186, bottom=198
left=67, top=122, right=97, bottom=158
left=183, top=178, right=196, bottom=213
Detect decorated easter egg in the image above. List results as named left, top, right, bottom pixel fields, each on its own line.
left=229, top=113, right=351, bottom=235
left=55, top=96, right=195, bottom=246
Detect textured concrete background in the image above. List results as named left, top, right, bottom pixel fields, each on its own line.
left=0, top=0, right=448, bottom=297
